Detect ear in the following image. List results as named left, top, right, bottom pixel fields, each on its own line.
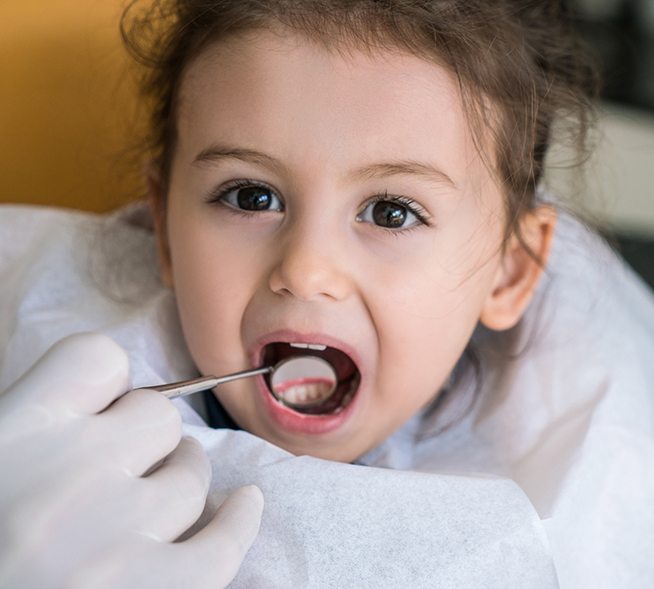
left=145, top=162, right=174, bottom=289
left=480, top=205, right=557, bottom=331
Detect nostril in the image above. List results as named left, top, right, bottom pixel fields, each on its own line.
left=271, top=285, right=294, bottom=298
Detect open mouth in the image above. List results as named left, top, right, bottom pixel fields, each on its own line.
left=261, top=342, right=361, bottom=415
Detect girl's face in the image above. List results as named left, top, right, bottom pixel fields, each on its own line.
left=157, top=32, right=536, bottom=462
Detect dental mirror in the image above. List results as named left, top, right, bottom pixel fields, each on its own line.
left=132, top=356, right=338, bottom=410
left=269, top=356, right=337, bottom=409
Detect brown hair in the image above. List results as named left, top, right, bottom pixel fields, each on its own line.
left=121, top=0, right=598, bottom=247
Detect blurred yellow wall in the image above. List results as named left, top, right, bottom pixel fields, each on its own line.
left=0, top=0, right=145, bottom=212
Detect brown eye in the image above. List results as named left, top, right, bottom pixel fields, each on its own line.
left=237, top=186, right=274, bottom=210
left=372, top=201, right=408, bottom=228
left=216, top=183, right=283, bottom=212
left=357, top=197, right=423, bottom=231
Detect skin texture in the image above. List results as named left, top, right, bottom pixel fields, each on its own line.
left=151, top=31, right=556, bottom=463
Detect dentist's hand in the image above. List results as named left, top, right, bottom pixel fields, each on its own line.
left=0, top=333, right=263, bottom=589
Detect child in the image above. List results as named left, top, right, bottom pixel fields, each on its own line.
left=1, top=1, right=653, bottom=587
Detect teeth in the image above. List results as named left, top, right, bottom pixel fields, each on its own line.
left=278, top=381, right=333, bottom=405
left=289, top=342, right=327, bottom=351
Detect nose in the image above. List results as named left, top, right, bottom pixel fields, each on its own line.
left=268, top=223, right=353, bottom=302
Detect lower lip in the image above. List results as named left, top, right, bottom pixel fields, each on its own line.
left=256, top=375, right=361, bottom=435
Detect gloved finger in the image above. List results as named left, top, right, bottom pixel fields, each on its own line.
left=89, top=388, right=181, bottom=477
left=0, top=333, right=130, bottom=416
left=66, top=486, right=263, bottom=589
left=175, top=485, right=264, bottom=588
left=131, top=436, right=211, bottom=542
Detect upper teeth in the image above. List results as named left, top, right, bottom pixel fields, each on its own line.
left=290, top=342, right=327, bottom=351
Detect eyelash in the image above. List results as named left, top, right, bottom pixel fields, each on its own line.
left=206, top=180, right=433, bottom=232
left=358, top=192, right=433, bottom=234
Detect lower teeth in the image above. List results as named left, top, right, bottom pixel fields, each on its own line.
left=274, top=378, right=357, bottom=415
left=331, top=389, right=355, bottom=414
left=275, top=379, right=334, bottom=406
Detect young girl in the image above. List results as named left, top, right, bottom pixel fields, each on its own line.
left=2, top=1, right=653, bottom=587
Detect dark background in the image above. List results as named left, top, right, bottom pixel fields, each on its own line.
left=565, top=0, right=654, bottom=288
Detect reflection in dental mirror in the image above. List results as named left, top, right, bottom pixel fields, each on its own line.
left=270, top=356, right=337, bottom=409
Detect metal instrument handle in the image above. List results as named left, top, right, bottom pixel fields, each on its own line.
left=132, top=366, right=273, bottom=400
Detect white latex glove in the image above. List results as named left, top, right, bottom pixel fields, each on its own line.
left=0, top=333, right=263, bottom=589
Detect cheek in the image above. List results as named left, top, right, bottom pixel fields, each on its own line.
left=370, top=286, right=480, bottom=422
left=366, top=229, right=501, bottom=400
left=373, top=274, right=482, bottom=379
left=368, top=224, right=500, bottom=320
left=165, top=210, right=261, bottom=369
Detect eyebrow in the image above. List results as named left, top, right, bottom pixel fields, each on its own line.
left=193, top=144, right=456, bottom=188
left=193, top=145, right=288, bottom=176
left=351, top=161, right=456, bottom=189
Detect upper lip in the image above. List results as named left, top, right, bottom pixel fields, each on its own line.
left=250, top=329, right=364, bottom=376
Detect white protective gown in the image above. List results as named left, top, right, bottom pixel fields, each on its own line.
left=1, top=201, right=653, bottom=588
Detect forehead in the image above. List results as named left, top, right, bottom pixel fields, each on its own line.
left=174, top=30, right=488, bottom=189
left=180, top=30, right=458, bottom=100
